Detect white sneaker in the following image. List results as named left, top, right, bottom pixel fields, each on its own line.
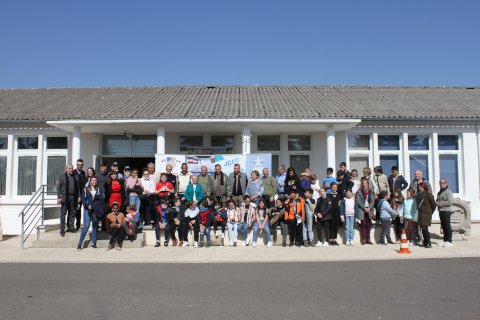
left=215, top=231, right=220, bottom=237
left=242, top=241, right=246, bottom=246
left=409, top=241, right=414, bottom=246
left=245, top=238, right=251, bottom=246
left=347, top=240, right=351, bottom=246
left=266, top=241, right=273, bottom=247
left=194, top=241, right=198, bottom=248
left=443, top=242, right=453, bottom=247
left=437, top=241, right=445, bottom=247
left=233, top=237, right=237, bottom=243
left=221, top=233, right=225, bottom=239
left=252, top=241, right=256, bottom=247
left=322, top=241, right=329, bottom=247
left=315, top=241, right=322, bottom=247
left=350, top=241, right=354, bottom=246
left=229, top=240, right=234, bottom=246
left=183, top=241, right=189, bottom=247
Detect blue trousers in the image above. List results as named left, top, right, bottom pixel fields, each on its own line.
left=78, top=209, right=98, bottom=246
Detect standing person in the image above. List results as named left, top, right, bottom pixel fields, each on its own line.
left=155, top=173, right=174, bottom=201
left=147, top=162, right=160, bottom=186
left=284, top=167, right=301, bottom=199
left=95, top=163, right=110, bottom=194
left=73, top=159, right=86, bottom=231
left=165, top=165, right=177, bottom=200
left=350, top=169, right=361, bottom=195
left=315, top=187, right=332, bottom=247
left=339, top=162, right=351, bottom=180
left=356, top=178, right=375, bottom=245
left=417, top=183, right=437, bottom=248
left=300, top=167, right=312, bottom=196
left=340, top=189, right=359, bottom=246
left=275, top=165, right=287, bottom=201
left=77, top=176, right=104, bottom=250
left=209, top=164, right=231, bottom=205
left=390, top=188, right=404, bottom=243
left=123, top=166, right=131, bottom=182
left=109, top=162, right=124, bottom=180
left=56, top=164, right=81, bottom=236
left=387, top=166, right=408, bottom=196
left=126, top=168, right=143, bottom=228
left=322, top=168, right=337, bottom=194
left=310, top=174, right=321, bottom=202
left=105, top=203, right=126, bottom=250
left=302, top=188, right=315, bottom=247
left=85, top=167, right=96, bottom=188
left=328, top=183, right=342, bottom=246
left=183, top=200, right=200, bottom=247
left=226, top=199, right=242, bottom=246
left=401, top=188, right=418, bottom=245
left=377, top=191, right=397, bottom=246
left=373, top=166, right=390, bottom=199
left=246, top=170, right=264, bottom=206
left=184, top=175, right=204, bottom=206
left=337, top=170, right=354, bottom=198
left=261, top=168, right=278, bottom=208
left=238, top=196, right=256, bottom=246
left=436, top=178, right=453, bottom=247
left=284, top=190, right=304, bottom=247
left=140, top=168, right=156, bottom=228
left=362, top=167, right=378, bottom=195
left=409, top=170, right=432, bottom=195
left=228, top=164, right=248, bottom=207
left=252, top=198, right=273, bottom=247
left=105, top=172, right=126, bottom=212
left=212, top=200, right=228, bottom=239
left=177, top=163, right=192, bottom=204
left=197, top=166, right=212, bottom=200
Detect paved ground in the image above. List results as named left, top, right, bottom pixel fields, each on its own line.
left=0, top=258, right=479, bottom=319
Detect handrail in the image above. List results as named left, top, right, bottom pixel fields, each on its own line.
left=17, top=186, right=44, bottom=218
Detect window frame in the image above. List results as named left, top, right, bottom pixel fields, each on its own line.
left=43, top=135, right=68, bottom=198
left=287, top=134, right=312, bottom=170
left=407, top=133, right=432, bottom=187
left=347, top=134, right=372, bottom=171
left=437, top=134, right=462, bottom=195
left=178, top=134, right=204, bottom=154
left=210, top=134, right=236, bottom=153
left=377, top=134, right=403, bottom=175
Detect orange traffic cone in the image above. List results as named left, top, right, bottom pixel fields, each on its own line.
left=398, top=227, right=411, bottom=254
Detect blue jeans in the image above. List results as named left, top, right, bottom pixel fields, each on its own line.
left=251, top=198, right=260, bottom=205
left=302, top=215, right=314, bottom=242
left=345, top=216, right=355, bottom=242
left=129, top=195, right=141, bottom=215
left=78, top=209, right=98, bottom=245
left=200, top=226, right=211, bottom=243
left=238, top=221, right=248, bottom=239
left=253, top=220, right=271, bottom=243
left=227, top=222, right=238, bottom=240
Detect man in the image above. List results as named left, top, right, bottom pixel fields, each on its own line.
left=409, top=170, right=432, bottom=194
left=123, top=166, right=131, bottom=190
left=73, top=159, right=86, bottom=231
left=110, top=162, right=124, bottom=180
left=209, top=164, right=230, bottom=205
left=95, top=163, right=110, bottom=194
left=147, top=162, right=160, bottom=185
left=276, top=165, right=287, bottom=201
left=56, top=164, right=81, bottom=237
left=387, top=166, right=408, bottom=195
left=177, top=163, right=192, bottom=203
left=228, top=164, right=248, bottom=207
left=373, top=166, right=390, bottom=199
left=165, top=165, right=177, bottom=199
left=339, top=162, right=351, bottom=180
left=261, top=168, right=278, bottom=208
left=197, top=166, right=212, bottom=200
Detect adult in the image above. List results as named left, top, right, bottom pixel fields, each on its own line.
left=85, top=167, right=96, bottom=188
left=56, top=164, right=81, bottom=236
left=123, top=166, right=131, bottom=181
left=300, top=167, right=312, bottom=196
left=275, top=165, right=287, bottom=200
left=436, top=178, right=453, bottom=247
left=261, top=168, right=277, bottom=208
left=416, top=182, right=437, bottom=248
left=339, top=162, right=351, bottom=180
left=409, top=170, right=432, bottom=195
left=284, top=167, right=301, bottom=198
left=126, top=168, right=143, bottom=221
left=147, top=162, right=160, bottom=185
left=387, top=166, right=408, bottom=195
left=356, top=178, right=375, bottom=245
left=373, top=166, right=390, bottom=199
left=109, top=162, right=124, bottom=180
left=362, top=167, right=378, bottom=195
left=105, top=172, right=126, bottom=211
left=197, top=166, right=212, bottom=199
left=209, top=164, right=230, bottom=205
left=165, top=165, right=177, bottom=199
left=246, top=170, right=264, bottom=205
left=228, top=164, right=248, bottom=207
left=95, top=163, right=110, bottom=194
left=155, top=173, right=174, bottom=200
left=140, top=168, right=156, bottom=227
left=350, top=169, right=361, bottom=195
left=185, top=175, right=204, bottom=205
left=177, top=163, right=192, bottom=203
left=77, top=176, right=104, bottom=250
left=73, top=159, right=86, bottom=231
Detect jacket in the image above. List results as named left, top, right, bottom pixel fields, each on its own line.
left=95, top=172, right=110, bottom=193
left=339, top=197, right=359, bottom=220
left=417, top=193, right=437, bottom=227
left=300, top=176, right=311, bottom=196
left=177, top=172, right=192, bottom=194
left=105, top=212, right=126, bottom=232
left=57, top=172, right=80, bottom=203
left=409, top=178, right=432, bottom=195
left=401, top=198, right=418, bottom=221
left=284, top=197, right=305, bottom=222
left=197, top=174, right=213, bottom=196
left=388, top=174, right=408, bottom=195
left=226, top=207, right=243, bottom=223
left=185, top=183, right=204, bottom=202
left=355, top=188, right=375, bottom=220
left=339, top=178, right=354, bottom=198
left=82, top=188, right=105, bottom=208
left=436, top=187, right=453, bottom=212
left=74, top=169, right=86, bottom=193
left=155, top=206, right=168, bottom=224
left=228, top=172, right=248, bottom=197
left=322, top=176, right=337, bottom=194
left=199, top=209, right=214, bottom=227
left=373, top=174, right=390, bottom=196
left=261, top=175, right=278, bottom=197
left=377, top=200, right=397, bottom=220
left=213, top=208, right=228, bottom=222
left=172, top=205, right=185, bottom=222
left=284, top=176, right=301, bottom=196
left=315, top=196, right=332, bottom=221
left=239, top=203, right=257, bottom=227
left=246, top=180, right=264, bottom=199
left=209, top=172, right=231, bottom=198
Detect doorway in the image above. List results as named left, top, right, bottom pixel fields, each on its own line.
left=101, top=157, right=155, bottom=177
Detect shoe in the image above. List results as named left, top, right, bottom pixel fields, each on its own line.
left=76, top=226, right=80, bottom=232
left=380, top=243, right=387, bottom=246
left=315, top=241, right=322, bottom=247
left=396, top=240, right=401, bottom=244
left=304, top=241, right=309, bottom=247
left=233, top=237, right=237, bottom=243
left=282, top=241, right=286, bottom=247
left=409, top=241, right=415, bottom=246
left=322, top=241, right=329, bottom=247
left=425, top=242, right=432, bottom=248
left=437, top=241, right=445, bottom=247
left=245, top=238, right=251, bottom=246
left=206, top=241, right=211, bottom=247
left=194, top=241, right=198, bottom=248
left=309, top=241, right=315, bottom=247
left=77, top=244, right=82, bottom=251
left=183, top=241, right=189, bottom=247
left=387, top=242, right=395, bottom=245
left=173, top=239, right=178, bottom=247
left=155, top=242, right=161, bottom=247
left=115, top=244, right=121, bottom=250
left=266, top=242, right=273, bottom=247
left=252, top=242, right=257, bottom=247
left=242, top=241, right=246, bottom=246
left=334, top=242, right=340, bottom=246
left=444, top=242, right=453, bottom=247
left=350, top=241, right=354, bottom=246
left=229, top=240, right=234, bottom=246
left=221, top=233, right=225, bottom=239
left=361, top=239, right=366, bottom=245
left=179, top=241, right=183, bottom=247
left=106, top=244, right=112, bottom=250
left=164, top=241, right=168, bottom=247
left=216, top=231, right=220, bottom=237
left=366, top=239, right=373, bottom=245
left=289, top=242, right=295, bottom=247
left=91, top=243, right=98, bottom=249
left=60, top=230, right=65, bottom=237
left=329, top=241, right=334, bottom=246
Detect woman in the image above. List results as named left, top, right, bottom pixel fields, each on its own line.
left=155, top=173, right=174, bottom=200
left=284, top=167, right=301, bottom=198
left=340, top=189, right=359, bottom=246
left=401, top=188, right=418, bottom=245
left=84, top=167, right=96, bottom=188
left=416, top=182, right=437, bottom=248
left=226, top=199, right=242, bottom=246
left=390, top=188, right=404, bottom=243
left=362, top=167, right=378, bottom=195
left=355, top=178, right=375, bottom=245
left=105, top=172, right=125, bottom=211
left=185, top=175, right=204, bottom=205
left=105, top=203, right=126, bottom=250
left=246, top=170, right=264, bottom=205
left=350, top=169, right=361, bottom=195
left=183, top=200, right=200, bottom=247
left=252, top=198, right=272, bottom=247
left=77, top=176, right=104, bottom=251
left=238, top=196, right=256, bottom=246
left=310, top=174, right=321, bottom=202
left=436, top=178, right=453, bottom=247
left=126, top=168, right=143, bottom=224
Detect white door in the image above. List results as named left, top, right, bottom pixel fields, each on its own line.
left=93, top=154, right=102, bottom=172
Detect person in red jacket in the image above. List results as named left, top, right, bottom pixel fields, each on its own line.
left=284, top=190, right=305, bottom=247
left=198, top=200, right=214, bottom=247
left=155, top=173, right=174, bottom=200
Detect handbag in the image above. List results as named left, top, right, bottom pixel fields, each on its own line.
left=412, top=199, right=423, bottom=223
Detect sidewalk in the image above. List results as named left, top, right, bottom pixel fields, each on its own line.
left=1, top=233, right=479, bottom=263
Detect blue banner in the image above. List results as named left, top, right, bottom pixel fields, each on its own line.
left=245, top=154, right=272, bottom=179
left=214, top=155, right=245, bottom=176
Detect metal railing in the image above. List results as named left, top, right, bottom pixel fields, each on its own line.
left=18, top=185, right=55, bottom=250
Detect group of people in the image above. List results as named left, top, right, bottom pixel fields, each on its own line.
left=56, top=159, right=454, bottom=250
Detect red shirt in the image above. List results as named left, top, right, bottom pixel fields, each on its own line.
left=156, top=181, right=174, bottom=197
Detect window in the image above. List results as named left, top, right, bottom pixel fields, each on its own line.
left=438, top=135, right=460, bottom=193
left=348, top=135, right=369, bottom=150
left=46, top=137, right=68, bottom=149
left=0, top=137, right=7, bottom=149
left=132, top=135, right=157, bottom=155
left=47, top=156, right=66, bottom=195
left=271, top=155, right=279, bottom=176
left=180, top=136, right=203, bottom=152
left=211, top=135, right=234, bottom=151
left=102, top=135, right=129, bottom=155
left=18, top=137, right=38, bottom=150
left=18, top=156, right=37, bottom=195
left=348, top=135, right=371, bottom=172
left=408, top=135, right=429, bottom=150
left=0, top=157, right=6, bottom=195
left=257, top=135, right=280, bottom=151
left=380, top=155, right=399, bottom=173
left=290, top=155, right=309, bottom=173
left=409, top=154, right=429, bottom=181
left=288, top=135, right=311, bottom=151
left=378, top=135, right=399, bottom=151
left=349, top=154, right=369, bottom=172
left=438, top=135, right=458, bottom=151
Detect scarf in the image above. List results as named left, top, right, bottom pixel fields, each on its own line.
left=437, top=186, right=448, bottom=198
left=216, top=172, right=224, bottom=186
left=361, top=187, right=369, bottom=199
left=200, top=207, right=208, bottom=212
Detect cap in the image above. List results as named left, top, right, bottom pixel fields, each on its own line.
left=124, top=166, right=131, bottom=170
left=112, top=162, right=119, bottom=166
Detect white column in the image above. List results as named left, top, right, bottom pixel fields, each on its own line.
left=402, top=132, right=410, bottom=182
left=157, top=126, right=165, bottom=154
left=242, top=125, right=251, bottom=155
left=72, top=126, right=81, bottom=164
left=327, top=125, right=336, bottom=169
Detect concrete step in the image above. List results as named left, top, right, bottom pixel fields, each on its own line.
left=32, top=232, right=146, bottom=248
left=38, top=230, right=130, bottom=241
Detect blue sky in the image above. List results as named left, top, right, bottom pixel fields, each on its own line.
left=1, top=0, right=479, bottom=88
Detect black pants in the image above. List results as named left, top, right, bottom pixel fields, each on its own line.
left=317, top=220, right=330, bottom=242
left=422, top=226, right=430, bottom=244
left=141, top=196, right=155, bottom=226
left=287, top=220, right=302, bottom=244
left=262, top=195, right=275, bottom=208
left=177, top=221, right=185, bottom=241
left=109, top=226, right=126, bottom=246
left=155, top=222, right=176, bottom=242
left=183, top=217, right=199, bottom=242
left=380, top=219, right=393, bottom=244
left=213, top=220, right=226, bottom=233
left=329, top=208, right=340, bottom=240
left=439, top=211, right=452, bottom=243
left=75, top=202, right=83, bottom=229
left=60, top=195, right=76, bottom=231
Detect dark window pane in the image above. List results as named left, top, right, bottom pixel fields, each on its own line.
left=348, top=135, right=369, bottom=150
left=18, top=137, right=38, bottom=150
left=440, top=154, right=459, bottom=193
left=180, top=136, right=203, bottom=152
left=47, top=156, right=66, bottom=195
left=257, top=135, right=280, bottom=151
left=378, top=135, right=399, bottom=151
left=290, top=155, right=310, bottom=173
left=288, top=135, right=311, bottom=151
left=408, top=135, right=429, bottom=150
left=46, top=137, right=68, bottom=149
left=0, top=137, right=7, bottom=150
left=438, top=135, right=458, bottom=151
left=18, top=156, right=37, bottom=195
left=271, top=155, right=279, bottom=176
left=211, top=135, right=234, bottom=151
left=380, top=155, right=399, bottom=173
left=0, top=157, right=6, bottom=195
left=102, top=135, right=129, bottom=155
left=132, top=135, right=157, bottom=155
left=410, top=154, right=429, bottom=181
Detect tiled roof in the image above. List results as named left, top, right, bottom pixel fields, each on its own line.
left=0, top=85, right=479, bottom=121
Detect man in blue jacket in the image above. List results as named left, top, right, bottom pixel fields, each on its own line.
left=387, top=166, right=408, bottom=195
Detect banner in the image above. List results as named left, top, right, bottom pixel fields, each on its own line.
left=214, top=155, right=244, bottom=175
left=246, top=154, right=272, bottom=178
left=187, top=155, right=216, bottom=175
left=155, top=154, right=185, bottom=175
left=187, top=146, right=234, bottom=155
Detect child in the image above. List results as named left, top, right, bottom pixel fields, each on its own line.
left=340, top=189, right=359, bottom=245
left=268, top=198, right=287, bottom=246
left=238, top=196, right=256, bottom=246
left=390, top=188, right=404, bottom=243
left=350, top=169, right=361, bottom=195
left=155, top=173, right=174, bottom=200
left=105, top=203, right=126, bottom=250
left=170, top=199, right=184, bottom=247
left=123, top=204, right=140, bottom=242
left=315, top=187, right=332, bottom=247
left=310, top=174, right=321, bottom=202
left=182, top=200, right=200, bottom=247
left=252, top=198, right=272, bottom=247
left=302, top=188, right=316, bottom=247
left=401, top=188, right=418, bottom=245
left=212, top=200, right=228, bottom=241
left=377, top=191, right=397, bottom=245
left=328, top=183, right=341, bottom=246
left=198, top=200, right=213, bottom=247
left=154, top=199, right=177, bottom=247
left=300, top=168, right=312, bottom=196
left=226, top=199, right=242, bottom=246
left=284, top=190, right=304, bottom=247
left=323, top=168, right=337, bottom=194
left=337, top=170, right=354, bottom=198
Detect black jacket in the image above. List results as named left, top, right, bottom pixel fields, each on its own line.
left=315, top=196, right=332, bottom=221
left=339, top=178, right=354, bottom=198
left=284, top=176, right=301, bottom=196
left=74, top=169, right=86, bottom=193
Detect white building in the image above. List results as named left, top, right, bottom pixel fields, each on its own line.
left=0, top=85, right=479, bottom=234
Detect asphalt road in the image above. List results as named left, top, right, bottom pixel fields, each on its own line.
left=0, top=258, right=479, bottom=320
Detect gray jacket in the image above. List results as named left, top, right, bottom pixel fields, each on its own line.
left=56, top=172, right=80, bottom=200
left=228, top=172, right=248, bottom=197
left=436, top=187, right=453, bottom=212
left=355, top=189, right=375, bottom=220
